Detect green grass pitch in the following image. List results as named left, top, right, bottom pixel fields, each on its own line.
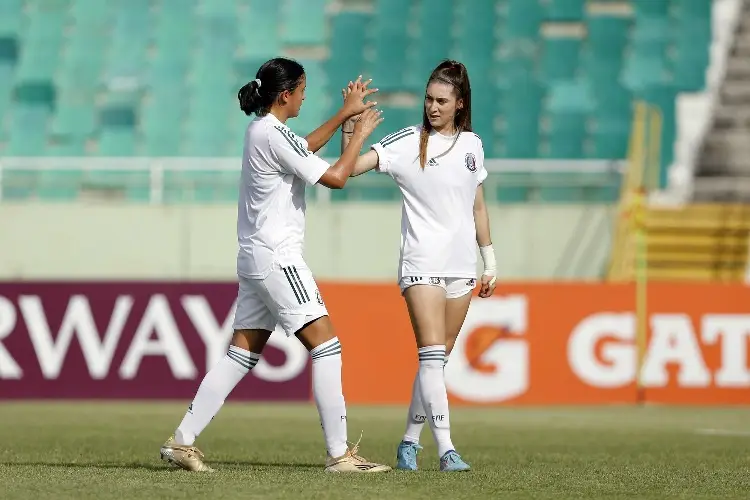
left=0, top=402, right=748, bottom=499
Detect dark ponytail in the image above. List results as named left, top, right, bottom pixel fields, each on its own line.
left=238, top=79, right=262, bottom=116
left=238, top=57, right=306, bottom=116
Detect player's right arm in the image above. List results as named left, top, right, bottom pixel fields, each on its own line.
left=271, top=108, right=382, bottom=189
left=317, top=108, right=383, bottom=188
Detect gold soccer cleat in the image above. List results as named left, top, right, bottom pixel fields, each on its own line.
left=324, top=436, right=391, bottom=473
left=160, top=435, right=215, bottom=472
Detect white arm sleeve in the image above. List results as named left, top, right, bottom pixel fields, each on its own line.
left=370, top=127, right=418, bottom=175
left=270, top=125, right=330, bottom=185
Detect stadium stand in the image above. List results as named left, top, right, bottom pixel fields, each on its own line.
left=0, top=0, right=713, bottom=203
left=695, top=0, right=750, bottom=202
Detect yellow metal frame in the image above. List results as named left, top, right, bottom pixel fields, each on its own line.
left=609, top=101, right=662, bottom=400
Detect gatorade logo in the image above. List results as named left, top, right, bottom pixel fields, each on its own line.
left=445, top=295, right=529, bottom=403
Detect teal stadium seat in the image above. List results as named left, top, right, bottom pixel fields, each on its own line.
left=0, top=0, right=23, bottom=37
left=456, top=0, right=496, bottom=82
left=239, top=0, right=281, bottom=59
left=592, top=84, right=633, bottom=159
left=325, top=12, right=368, bottom=86
left=547, top=0, right=585, bottom=21
left=409, top=0, right=455, bottom=88
left=282, top=0, right=327, bottom=45
left=504, top=0, right=543, bottom=40
left=0, top=0, right=714, bottom=203
left=583, top=15, right=630, bottom=84
left=541, top=38, right=582, bottom=83
left=371, top=0, right=412, bottom=91
left=6, top=104, right=50, bottom=156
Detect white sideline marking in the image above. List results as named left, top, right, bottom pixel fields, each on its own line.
left=694, top=428, right=750, bottom=437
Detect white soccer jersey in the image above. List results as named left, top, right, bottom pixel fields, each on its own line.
left=371, top=125, right=488, bottom=280
left=236, top=113, right=330, bottom=279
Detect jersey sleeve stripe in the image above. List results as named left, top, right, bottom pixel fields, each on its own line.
left=380, top=127, right=413, bottom=143
left=380, top=128, right=415, bottom=147
left=274, top=126, right=309, bottom=157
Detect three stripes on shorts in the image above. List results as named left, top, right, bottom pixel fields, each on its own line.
left=282, top=265, right=310, bottom=305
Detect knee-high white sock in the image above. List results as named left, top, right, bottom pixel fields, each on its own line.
left=311, top=337, right=348, bottom=458
left=174, top=345, right=259, bottom=445
left=418, top=345, right=454, bottom=457
left=403, top=372, right=427, bottom=444
left=403, top=354, right=449, bottom=444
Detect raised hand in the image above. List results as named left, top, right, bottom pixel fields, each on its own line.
left=341, top=75, right=378, bottom=122
left=353, top=107, right=384, bottom=140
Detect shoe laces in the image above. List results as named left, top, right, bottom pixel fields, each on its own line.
left=347, top=431, right=368, bottom=462
left=174, top=444, right=205, bottom=460
left=403, top=441, right=423, bottom=452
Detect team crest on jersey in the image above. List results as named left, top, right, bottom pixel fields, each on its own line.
left=316, top=289, right=324, bottom=305
left=465, top=153, right=477, bottom=172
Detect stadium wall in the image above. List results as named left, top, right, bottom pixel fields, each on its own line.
left=0, top=202, right=614, bottom=281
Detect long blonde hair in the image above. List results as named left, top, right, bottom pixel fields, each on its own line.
left=419, top=60, right=473, bottom=169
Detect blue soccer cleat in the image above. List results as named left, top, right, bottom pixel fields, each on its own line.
left=395, top=440, right=422, bottom=470
left=439, top=450, right=471, bottom=472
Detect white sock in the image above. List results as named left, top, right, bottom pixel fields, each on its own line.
left=418, top=345, right=455, bottom=457
left=174, top=345, right=259, bottom=445
left=310, top=337, right=348, bottom=458
left=402, top=353, right=450, bottom=444
left=403, top=371, right=427, bottom=444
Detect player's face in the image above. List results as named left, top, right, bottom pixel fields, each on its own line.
left=425, top=81, right=462, bottom=133
left=287, top=75, right=307, bottom=118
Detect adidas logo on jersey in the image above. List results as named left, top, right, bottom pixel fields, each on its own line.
left=427, top=158, right=438, bottom=167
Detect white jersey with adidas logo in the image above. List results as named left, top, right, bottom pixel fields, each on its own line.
left=371, top=125, right=488, bottom=281
left=236, top=113, right=329, bottom=279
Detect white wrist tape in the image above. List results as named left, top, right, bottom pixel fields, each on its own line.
left=480, top=244, right=497, bottom=286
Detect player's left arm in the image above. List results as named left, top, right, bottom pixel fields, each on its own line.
left=304, top=76, right=378, bottom=153
left=473, top=142, right=496, bottom=298
left=475, top=185, right=496, bottom=298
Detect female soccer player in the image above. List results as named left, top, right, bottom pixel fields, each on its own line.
left=341, top=60, right=497, bottom=472
left=160, top=57, right=390, bottom=473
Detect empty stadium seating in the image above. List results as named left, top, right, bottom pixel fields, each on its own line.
left=0, top=0, right=712, bottom=202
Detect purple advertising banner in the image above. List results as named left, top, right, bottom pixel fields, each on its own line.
left=0, top=282, right=311, bottom=400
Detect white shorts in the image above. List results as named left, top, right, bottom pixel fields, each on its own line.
left=232, top=260, right=328, bottom=336
left=399, top=276, right=476, bottom=299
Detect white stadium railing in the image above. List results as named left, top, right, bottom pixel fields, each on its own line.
left=0, top=157, right=625, bottom=204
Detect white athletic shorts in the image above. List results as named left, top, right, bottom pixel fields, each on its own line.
left=232, top=259, right=328, bottom=336
left=399, top=276, right=477, bottom=299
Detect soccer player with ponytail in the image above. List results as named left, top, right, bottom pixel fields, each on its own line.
left=342, top=60, right=497, bottom=472
left=160, top=57, right=389, bottom=474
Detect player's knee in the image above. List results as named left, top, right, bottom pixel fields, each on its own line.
left=232, top=329, right=272, bottom=353
left=295, top=315, right=336, bottom=351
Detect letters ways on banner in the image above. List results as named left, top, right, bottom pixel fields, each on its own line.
left=0, top=283, right=311, bottom=399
